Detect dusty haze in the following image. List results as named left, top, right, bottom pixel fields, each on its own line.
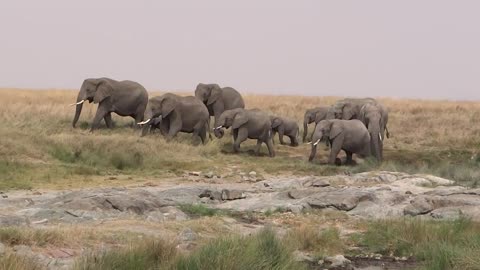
left=1, top=1, right=479, bottom=100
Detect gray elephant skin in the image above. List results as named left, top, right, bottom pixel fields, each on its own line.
left=139, top=93, right=210, bottom=144
left=359, top=103, right=390, bottom=161
left=72, top=78, right=149, bottom=131
left=270, top=115, right=299, bottom=146
left=309, top=119, right=371, bottom=165
left=214, top=108, right=275, bottom=157
left=195, top=83, right=245, bottom=127
left=303, top=106, right=330, bottom=142
left=327, top=98, right=377, bottom=120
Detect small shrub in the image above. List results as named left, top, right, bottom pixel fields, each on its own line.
left=74, top=240, right=178, bottom=270
left=359, top=217, right=480, bottom=270
left=0, top=227, right=65, bottom=247
left=284, top=226, right=344, bottom=257
left=0, top=254, right=41, bottom=270
left=178, top=204, right=219, bottom=217
left=175, top=228, right=304, bottom=270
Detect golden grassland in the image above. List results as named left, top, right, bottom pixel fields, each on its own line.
left=0, top=88, right=479, bottom=190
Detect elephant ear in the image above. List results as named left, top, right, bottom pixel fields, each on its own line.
left=207, top=86, right=222, bottom=106
left=271, top=117, right=282, bottom=128
left=93, top=80, right=113, bottom=104
left=160, top=97, right=176, bottom=118
left=232, top=111, right=249, bottom=129
left=329, top=121, right=343, bottom=139
left=359, top=105, right=368, bottom=126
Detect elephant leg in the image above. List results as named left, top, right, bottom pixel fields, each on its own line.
left=233, top=128, right=248, bottom=153
left=289, top=135, right=299, bottom=147
left=160, top=119, right=169, bottom=136
left=254, top=140, right=262, bottom=156
left=278, top=128, right=286, bottom=145
left=233, top=128, right=239, bottom=142
left=328, top=137, right=343, bottom=165
left=91, top=105, right=109, bottom=132
left=266, top=138, right=275, bottom=158
left=345, top=151, right=354, bottom=165
left=104, top=113, right=114, bottom=129
left=271, top=130, right=276, bottom=144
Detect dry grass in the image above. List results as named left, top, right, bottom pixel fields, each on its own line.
left=0, top=89, right=479, bottom=189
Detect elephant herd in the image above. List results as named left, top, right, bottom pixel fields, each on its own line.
left=71, top=77, right=389, bottom=165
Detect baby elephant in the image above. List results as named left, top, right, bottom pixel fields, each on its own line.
left=270, top=115, right=299, bottom=146
left=309, top=119, right=371, bottom=165
left=214, top=108, right=275, bottom=157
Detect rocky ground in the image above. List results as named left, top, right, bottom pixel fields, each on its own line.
left=1, top=171, right=479, bottom=269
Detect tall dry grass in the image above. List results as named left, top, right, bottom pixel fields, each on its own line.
left=0, top=89, right=479, bottom=189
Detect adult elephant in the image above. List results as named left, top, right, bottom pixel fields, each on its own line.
left=309, top=119, right=371, bottom=165
left=213, top=108, right=275, bottom=157
left=194, top=83, right=245, bottom=127
left=359, top=103, right=390, bottom=162
left=71, top=78, right=148, bottom=131
left=138, top=93, right=210, bottom=144
left=327, top=98, right=377, bottom=120
left=303, top=106, right=329, bottom=142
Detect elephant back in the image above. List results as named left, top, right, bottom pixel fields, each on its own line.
left=222, top=87, right=245, bottom=110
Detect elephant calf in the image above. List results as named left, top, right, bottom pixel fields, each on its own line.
left=309, top=119, right=371, bottom=165
left=214, top=108, right=275, bottom=157
left=303, top=106, right=329, bottom=142
left=270, top=115, right=299, bottom=146
left=139, top=93, right=210, bottom=144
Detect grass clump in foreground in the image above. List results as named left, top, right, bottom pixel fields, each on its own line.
left=0, top=254, right=41, bottom=270
left=75, top=228, right=304, bottom=270
left=284, top=226, right=344, bottom=258
left=360, top=217, right=480, bottom=270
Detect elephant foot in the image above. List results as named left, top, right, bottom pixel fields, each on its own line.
left=334, top=158, right=342, bottom=166
left=345, top=159, right=357, bottom=166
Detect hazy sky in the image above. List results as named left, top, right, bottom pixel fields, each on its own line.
left=1, top=1, right=479, bottom=100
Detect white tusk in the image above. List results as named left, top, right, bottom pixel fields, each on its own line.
left=137, top=119, right=151, bottom=125
left=69, top=100, right=85, bottom=106
left=313, top=139, right=321, bottom=146
left=379, top=133, right=383, bottom=141
left=213, top=125, right=223, bottom=130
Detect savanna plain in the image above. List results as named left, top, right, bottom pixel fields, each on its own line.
left=1, top=89, right=480, bottom=270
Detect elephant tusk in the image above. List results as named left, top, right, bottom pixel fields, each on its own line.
left=69, top=100, right=85, bottom=106
left=213, top=125, right=223, bottom=130
left=137, top=119, right=151, bottom=125
left=379, top=133, right=383, bottom=141
left=313, top=139, right=321, bottom=146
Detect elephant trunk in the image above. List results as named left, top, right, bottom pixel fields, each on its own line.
left=370, top=130, right=382, bottom=162
left=303, top=115, right=309, bottom=142
left=72, top=89, right=86, bottom=128
left=308, top=132, right=322, bottom=161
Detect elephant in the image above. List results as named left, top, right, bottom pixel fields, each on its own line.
left=138, top=93, right=210, bottom=144
left=327, top=98, right=378, bottom=120
left=302, top=106, right=330, bottom=142
left=213, top=108, right=275, bottom=157
left=71, top=78, right=149, bottom=131
left=270, top=115, right=299, bottom=146
left=308, top=119, right=371, bottom=165
left=359, top=103, right=390, bottom=162
left=195, top=83, right=245, bottom=127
